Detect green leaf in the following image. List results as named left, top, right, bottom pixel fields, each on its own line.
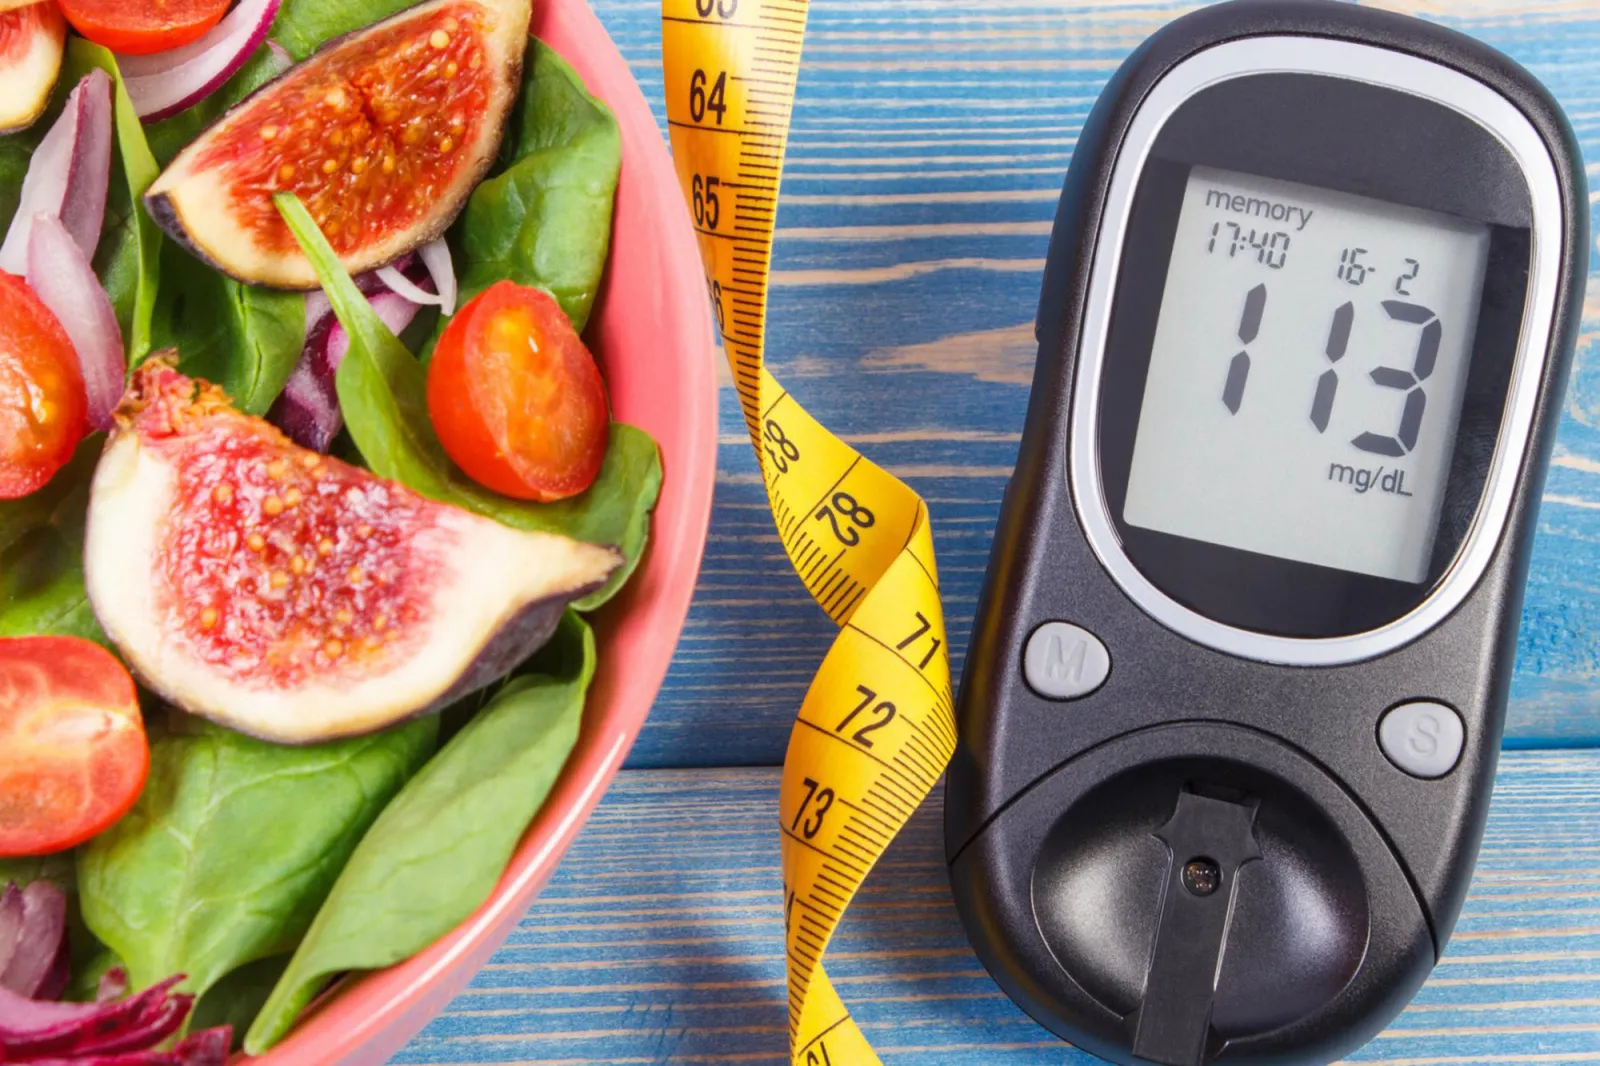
left=65, top=948, right=122, bottom=1003
left=78, top=715, right=437, bottom=1002
left=269, top=0, right=421, bottom=61
left=246, top=613, right=594, bottom=1053
left=0, top=524, right=106, bottom=646
left=0, top=853, right=76, bottom=893
left=566, top=423, right=660, bottom=609
left=275, top=193, right=660, bottom=603
left=0, top=437, right=108, bottom=645
left=453, top=41, right=621, bottom=332
left=190, top=954, right=290, bottom=1047
left=0, top=135, right=34, bottom=236
left=63, top=41, right=164, bottom=366
left=151, top=238, right=306, bottom=415
left=0, top=437, right=101, bottom=555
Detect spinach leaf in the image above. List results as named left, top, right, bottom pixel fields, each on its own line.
left=0, top=854, right=75, bottom=893
left=0, top=524, right=105, bottom=646
left=564, top=423, right=660, bottom=609
left=190, top=954, right=289, bottom=1047
left=62, top=41, right=164, bottom=366
left=269, top=0, right=420, bottom=60
left=246, top=613, right=594, bottom=1053
left=0, top=437, right=100, bottom=555
left=277, top=194, right=661, bottom=603
left=0, top=135, right=34, bottom=236
left=151, top=239, right=305, bottom=415
left=453, top=41, right=620, bottom=332
left=65, top=948, right=122, bottom=1003
left=78, top=715, right=437, bottom=1001
left=0, top=437, right=108, bottom=645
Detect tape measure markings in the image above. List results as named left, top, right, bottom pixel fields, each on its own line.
left=664, top=1, right=957, bottom=1061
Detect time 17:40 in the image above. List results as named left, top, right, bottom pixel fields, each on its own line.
left=1207, top=222, right=1290, bottom=268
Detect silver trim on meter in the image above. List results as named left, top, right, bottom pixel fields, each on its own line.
left=1068, top=36, right=1564, bottom=666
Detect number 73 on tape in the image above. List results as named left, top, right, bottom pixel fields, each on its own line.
left=661, top=0, right=960, bottom=1062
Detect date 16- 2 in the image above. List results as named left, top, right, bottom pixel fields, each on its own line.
left=1207, top=223, right=1425, bottom=298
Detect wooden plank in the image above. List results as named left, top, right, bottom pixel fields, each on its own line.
left=395, top=754, right=1600, bottom=1065
left=589, top=0, right=1600, bottom=767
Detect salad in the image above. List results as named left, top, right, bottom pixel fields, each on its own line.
left=0, top=0, right=662, bottom=1058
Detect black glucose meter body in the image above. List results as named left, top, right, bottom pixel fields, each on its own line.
left=945, top=3, right=1587, bottom=1065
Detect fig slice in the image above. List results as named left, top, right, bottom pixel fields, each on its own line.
left=145, top=0, right=531, bottom=289
left=0, top=2, right=66, bottom=134
left=84, top=357, right=621, bottom=744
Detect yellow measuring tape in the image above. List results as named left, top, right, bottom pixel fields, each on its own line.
left=662, top=1, right=957, bottom=1062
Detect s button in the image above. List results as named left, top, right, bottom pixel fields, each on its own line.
left=1378, top=701, right=1465, bottom=779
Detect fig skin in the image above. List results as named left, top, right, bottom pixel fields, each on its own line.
left=175, top=593, right=585, bottom=746
left=84, top=356, right=621, bottom=745
left=145, top=0, right=532, bottom=290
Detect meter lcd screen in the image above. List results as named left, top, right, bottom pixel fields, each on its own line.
left=1122, top=166, right=1491, bottom=583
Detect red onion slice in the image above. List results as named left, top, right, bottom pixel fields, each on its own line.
left=303, top=265, right=400, bottom=342
left=0, top=70, right=113, bottom=274
left=96, top=967, right=129, bottom=1004
left=332, top=291, right=422, bottom=371
left=0, top=882, right=66, bottom=1001
left=118, top=0, right=283, bottom=122
left=303, top=289, right=331, bottom=342
left=264, top=38, right=293, bottom=73
left=0, top=885, right=23, bottom=982
left=271, top=290, right=422, bottom=452
left=22, top=1026, right=232, bottom=1066
left=377, top=240, right=457, bottom=313
left=419, top=238, right=458, bottom=313
left=0, top=974, right=191, bottom=1056
left=27, top=214, right=127, bottom=431
left=375, top=265, right=436, bottom=307
left=0, top=964, right=224, bottom=1064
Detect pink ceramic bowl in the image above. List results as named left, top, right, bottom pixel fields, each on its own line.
left=242, top=2, right=717, bottom=1061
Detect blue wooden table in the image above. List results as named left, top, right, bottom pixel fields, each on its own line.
left=395, top=1, right=1600, bottom=1062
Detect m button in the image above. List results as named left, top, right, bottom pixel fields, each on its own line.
left=1023, top=622, right=1110, bottom=700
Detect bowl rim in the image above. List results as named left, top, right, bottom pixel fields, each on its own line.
left=242, top=0, right=718, bottom=1060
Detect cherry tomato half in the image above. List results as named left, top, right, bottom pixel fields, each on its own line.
left=57, top=0, right=230, bottom=55
left=428, top=281, right=610, bottom=502
left=0, top=636, right=149, bottom=858
left=0, top=273, right=86, bottom=500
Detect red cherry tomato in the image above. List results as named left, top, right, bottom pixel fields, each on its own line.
left=0, top=272, right=86, bottom=500
left=0, top=636, right=149, bottom=858
left=427, top=281, right=610, bottom=502
left=57, top=0, right=230, bottom=55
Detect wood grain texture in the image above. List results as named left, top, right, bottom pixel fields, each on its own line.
left=394, top=754, right=1600, bottom=1064
left=585, top=0, right=1600, bottom=767
left=394, top=2, right=1600, bottom=1058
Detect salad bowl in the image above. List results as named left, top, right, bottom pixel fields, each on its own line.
left=228, top=1, right=717, bottom=1060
